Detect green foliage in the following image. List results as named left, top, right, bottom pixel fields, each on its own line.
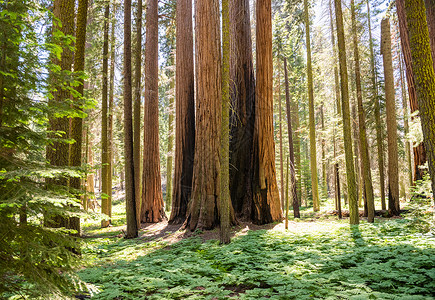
left=79, top=220, right=435, bottom=299
left=0, top=1, right=90, bottom=297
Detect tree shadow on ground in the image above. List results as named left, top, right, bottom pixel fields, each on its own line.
left=78, top=220, right=435, bottom=299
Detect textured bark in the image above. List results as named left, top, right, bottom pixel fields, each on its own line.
left=220, top=0, right=231, bottom=244
left=124, top=0, right=138, bottom=238
left=108, top=1, right=116, bottom=223
left=399, top=51, right=413, bottom=190
left=329, top=0, right=341, bottom=217
left=277, top=57, right=285, bottom=212
left=381, top=18, right=400, bottom=216
left=69, top=0, right=89, bottom=234
left=334, top=0, right=359, bottom=224
left=229, top=0, right=256, bottom=220
left=101, top=2, right=110, bottom=228
left=284, top=57, right=300, bottom=218
left=134, top=0, right=142, bottom=228
left=405, top=0, right=435, bottom=203
left=304, top=0, right=320, bottom=211
left=141, top=0, right=166, bottom=223
left=351, top=0, right=374, bottom=222
left=367, top=0, right=386, bottom=210
left=166, top=78, right=174, bottom=212
left=252, top=0, right=282, bottom=224
left=46, top=0, right=75, bottom=229
left=396, top=0, right=426, bottom=182
left=424, top=0, right=435, bottom=72
left=170, top=0, right=195, bottom=224
left=185, top=0, right=222, bottom=231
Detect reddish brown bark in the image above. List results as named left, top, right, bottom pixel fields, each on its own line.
left=185, top=0, right=222, bottom=231
left=229, top=0, right=256, bottom=220
left=169, top=0, right=195, bottom=225
left=252, top=0, right=283, bottom=224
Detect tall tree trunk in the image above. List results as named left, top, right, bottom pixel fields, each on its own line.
left=321, top=104, right=327, bottom=194
left=46, top=0, right=75, bottom=229
left=101, top=2, right=110, bottom=228
left=186, top=0, right=223, bottom=231
left=142, top=0, right=166, bottom=223
left=424, top=0, right=435, bottom=72
left=334, top=0, right=359, bottom=225
left=367, top=0, right=386, bottom=210
left=351, top=0, right=374, bottom=222
left=399, top=51, right=413, bottom=191
left=304, top=0, right=320, bottom=212
left=396, top=0, right=426, bottom=183
left=253, top=0, right=282, bottom=224
left=220, top=0, right=231, bottom=244
left=229, top=0, right=256, bottom=220
left=381, top=18, right=400, bottom=216
left=124, top=0, right=138, bottom=238
left=277, top=57, right=285, bottom=212
left=284, top=57, right=300, bottom=218
left=329, top=0, right=341, bottom=217
left=108, top=0, right=116, bottom=223
left=134, top=0, right=142, bottom=228
left=405, top=0, right=435, bottom=204
left=69, top=0, right=89, bottom=234
left=166, top=78, right=174, bottom=212
left=170, top=0, right=195, bottom=224
left=293, top=88, right=301, bottom=204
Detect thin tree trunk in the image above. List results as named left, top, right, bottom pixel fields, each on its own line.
left=277, top=56, right=285, bottom=212
left=405, top=0, right=435, bottom=204
left=329, top=0, right=341, bottom=217
left=304, top=0, right=320, bottom=212
left=142, top=0, right=166, bottom=223
left=220, top=0, right=231, bottom=244
left=101, top=2, right=110, bottom=228
left=351, top=0, right=374, bottom=222
left=170, top=0, right=195, bottom=224
left=284, top=57, right=300, bottom=218
left=252, top=0, right=282, bottom=224
left=334, top=0, right=359, bottom=224
left=399, top=51, right=413, bottom=191
left=381, top=18, right=400, bottom=216
left=396, top=0, right=426, bottom=183
left=367, top=0, right=386, bottom=210
left=229, top=0, right=256, bottom=220
left=108, top=0, right=116, bottom=222
left=134, top=0, right=142, bottom=228
left=166, top=78, right=174, bottom=212
left=124, top=0, right=138, bottom=238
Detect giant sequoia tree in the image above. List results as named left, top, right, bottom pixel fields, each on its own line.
left=141, top=0, right=166, bottom=223
left=169, top=0, right=195, bottom=224
left=396, top=0, right=426, bottom=182
left=185, top=0, right=224, bottom=230
left=229, top=0, right=256, bottom=220
left=46, top=0, right=77, bottom=231
left=253, top=0, right=282, bottom=224
left=405, top=0, right=435, bottom=202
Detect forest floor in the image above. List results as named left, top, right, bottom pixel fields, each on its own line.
left=78, top=189, right=435, bottom=299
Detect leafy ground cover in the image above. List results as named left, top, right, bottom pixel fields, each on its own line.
left=78, top=201, right=435, bottom=299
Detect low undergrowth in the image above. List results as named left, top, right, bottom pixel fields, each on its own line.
left=78, top=218, right=435, bottom=299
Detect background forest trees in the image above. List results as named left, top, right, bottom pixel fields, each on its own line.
left=2, top=0, right=435, bottom=296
